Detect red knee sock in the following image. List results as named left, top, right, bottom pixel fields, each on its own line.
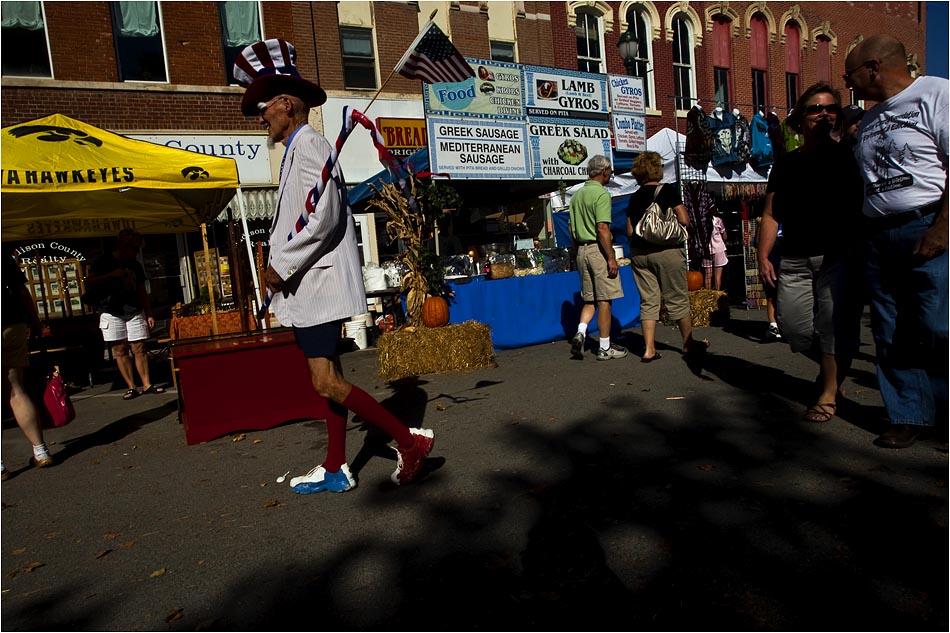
left=342, top=386, right=412, bottom=448
left=322, top=399, right=348, bottom=473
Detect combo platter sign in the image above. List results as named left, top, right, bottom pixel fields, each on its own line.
left=523, top=66, right=609, bottom=122
left=527, top=122, right=611, bottom=179
left=426, top=117, right=529, bottom=179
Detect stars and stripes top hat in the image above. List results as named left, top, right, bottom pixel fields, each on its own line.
left=233, top=39, right=327, bottom=116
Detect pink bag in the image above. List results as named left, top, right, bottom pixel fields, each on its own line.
left=43, top=367, right=76, bottom=428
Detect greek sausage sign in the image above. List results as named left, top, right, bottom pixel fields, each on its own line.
left=427, top=117, right=529, bottom=179
left=424, top=59, right=525, bottom=120
left=527, top=122, right=611, bottom=180
left=524, top=66, right=609, bottom=122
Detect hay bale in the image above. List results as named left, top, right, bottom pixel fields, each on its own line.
left=658, top=290, right=730, bottom=327
left=376, top=320, right=496, bottom=382
left=689, top=289, right=730, bottom=327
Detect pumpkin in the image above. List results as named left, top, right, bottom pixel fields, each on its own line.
left=421, top=295, right=450, bottom=328
left=686, top=270, right=704, bottom=292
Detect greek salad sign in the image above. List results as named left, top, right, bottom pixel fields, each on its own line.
left=528, top=122, right=611, bottom=179
left=427, top=117, right=529, bottom=179
left=523, top=66, right=609, bottom=122
left=424, top=59, right=525, bottom=120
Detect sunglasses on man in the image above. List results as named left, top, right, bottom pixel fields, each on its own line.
left=803, top=103, right=842, bottom=115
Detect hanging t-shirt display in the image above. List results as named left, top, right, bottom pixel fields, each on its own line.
left=684, top=105, right=714, bottom=170
left=749, top=112, right=774, bottom=168
left=708, top=110, right=739, bottom=166
left=734, top=113, right=752, bottom=164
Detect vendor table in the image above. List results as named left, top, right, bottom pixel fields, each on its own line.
left=171, top=329, right=324, bottom=445
left=447, top=266, right=641, bottom=349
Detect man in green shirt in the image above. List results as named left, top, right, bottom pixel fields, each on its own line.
left=568, top=154, right=627, bottom=360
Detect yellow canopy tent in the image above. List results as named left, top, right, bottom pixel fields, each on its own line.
left=1, top=113, right=240, bottom=241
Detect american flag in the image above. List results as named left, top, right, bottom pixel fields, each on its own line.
left=395, top=21, right=474, bottom=84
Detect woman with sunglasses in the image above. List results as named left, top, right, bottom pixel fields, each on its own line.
left=756, top=82, right=864, bottom=423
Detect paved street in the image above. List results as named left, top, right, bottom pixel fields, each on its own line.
left=1, top=310, right=946, bottom=630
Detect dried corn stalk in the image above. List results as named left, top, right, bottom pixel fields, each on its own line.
left=366, top=178, right=429, bottom=326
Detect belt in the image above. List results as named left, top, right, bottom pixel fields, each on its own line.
left=866, top=202, right=940, bottom=230
left=576, top=240, right=598, bottom=246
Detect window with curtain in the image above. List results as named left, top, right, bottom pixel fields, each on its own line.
left=712, top=16, right=732, bottom=107
left=490, top=40, right=515, bottom=63
left=816, top=36, right=831, bottom=82
left=1, top=1, right=52, bottom=77
left=671, top=15, right=694, bottom=111
left=784, top=23, right=801, bottom=110
left=340, top=26, right=376, bottom=89
left=219, top=1, right=261, bottom=85
left=575, top=10, right=603, bottom=73
left=750, top=14, right=769, bottom=112
left=111, top=1, right=166, bottom=82
left=623, top=6, right=653, bottom=108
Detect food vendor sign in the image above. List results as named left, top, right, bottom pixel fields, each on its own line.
left=523, top=66, right=609, bottom=122
left=527, top=122, right=611, bottom=180
left=607, top=75, right=647, bottom=152
left=427, top=117, right=529, bottom=179
left=424, top=59, right=525, bottom=120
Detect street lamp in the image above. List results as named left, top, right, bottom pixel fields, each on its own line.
left=617, top=31, right=639, bottom=75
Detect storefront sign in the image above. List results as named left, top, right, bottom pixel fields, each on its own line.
left=376, top=117, right=427, bottom=157
left=126, top=134, right=272, bottom=184
left=611, top=113, right=647, bottom=152
left=13, top=240, right=87, bottom=262
left=527, top=122, right=612, bottom=180
left=427, top=117, right=529, bottom=179
left=523, top=66, right=609, bottom=122
left=424, top=59, right=525, bottom=120
left=608, top=75, right=646, bottom=115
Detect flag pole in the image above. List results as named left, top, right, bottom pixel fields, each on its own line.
left=363, top=9, right=439, bottom=117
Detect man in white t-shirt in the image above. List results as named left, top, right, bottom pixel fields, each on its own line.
left=846, top=34, right=948, bottom=449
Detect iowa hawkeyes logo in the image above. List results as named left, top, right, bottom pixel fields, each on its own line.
left=7, top=125, right=103, bottom=147
left=181, top=166, right=210, bottom=180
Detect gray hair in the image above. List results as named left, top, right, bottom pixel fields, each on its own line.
left=586, top=154, right=611, bottom=177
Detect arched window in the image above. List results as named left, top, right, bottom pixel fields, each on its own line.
left=576, top=9, right=604, bottom=73
left=784, top=22, right=801, bottom=110
left=815, top=36, right=831, bottom=82
left=712, top=15, right=732, bottom=107
left=624, top=4, right=654, bottom=108
left=750, top=13, right=769, bottom=112
left=671, top=14, right=695, bottom=111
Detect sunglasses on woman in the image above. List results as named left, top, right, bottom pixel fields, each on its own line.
left=804, top=103, right=842, bottom=115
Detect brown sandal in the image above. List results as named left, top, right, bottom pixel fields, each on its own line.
left=803, top=402, right=836, bottom=423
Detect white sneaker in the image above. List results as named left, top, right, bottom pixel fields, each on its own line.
left=595, top=344, right=628, bottom=361
left=290, top=463, right=356, bottom=494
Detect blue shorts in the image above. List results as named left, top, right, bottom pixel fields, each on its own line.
left=293, top=320, right=343, bottom=359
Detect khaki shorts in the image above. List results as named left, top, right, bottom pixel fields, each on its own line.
left=576, top=243, right=624, bottom=302
left=2, top=323, right=29, bottom=369
left=631, top=247, right=690, bottom=321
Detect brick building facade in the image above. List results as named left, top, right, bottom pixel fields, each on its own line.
left=550, top=1, right=928, bottom=137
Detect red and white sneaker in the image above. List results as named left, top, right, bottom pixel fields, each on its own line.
left=391, top=428, right=434, bottom=485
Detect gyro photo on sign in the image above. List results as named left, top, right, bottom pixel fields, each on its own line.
left=478, top=66, right=495, bottom=81
left=480, top=83, right=495, bottom=95
left=537, top=80, right=558, bottom=100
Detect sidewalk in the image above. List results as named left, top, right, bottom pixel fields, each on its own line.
left=1, top=310, right=946, bottom=630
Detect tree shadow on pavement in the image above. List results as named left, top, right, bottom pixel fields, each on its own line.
left=166, top=388, right=946, bottom=631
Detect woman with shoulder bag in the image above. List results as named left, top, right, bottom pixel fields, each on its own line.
left=626, top=151, right=709, bottom=362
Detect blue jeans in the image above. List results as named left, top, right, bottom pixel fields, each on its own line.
left=866, top=215, right=949, bottom=426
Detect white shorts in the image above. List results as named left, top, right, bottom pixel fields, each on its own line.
left=100, top=312, right=149, bottom=343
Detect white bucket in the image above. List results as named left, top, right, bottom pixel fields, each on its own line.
left=344, top=320, right=368, bottom=350
left=357, top=312, right=373, bottom=328
left=613, top=244, right=624, bottom=260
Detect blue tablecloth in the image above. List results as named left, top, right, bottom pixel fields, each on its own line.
left=447, top=267, right=641, bottom=349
